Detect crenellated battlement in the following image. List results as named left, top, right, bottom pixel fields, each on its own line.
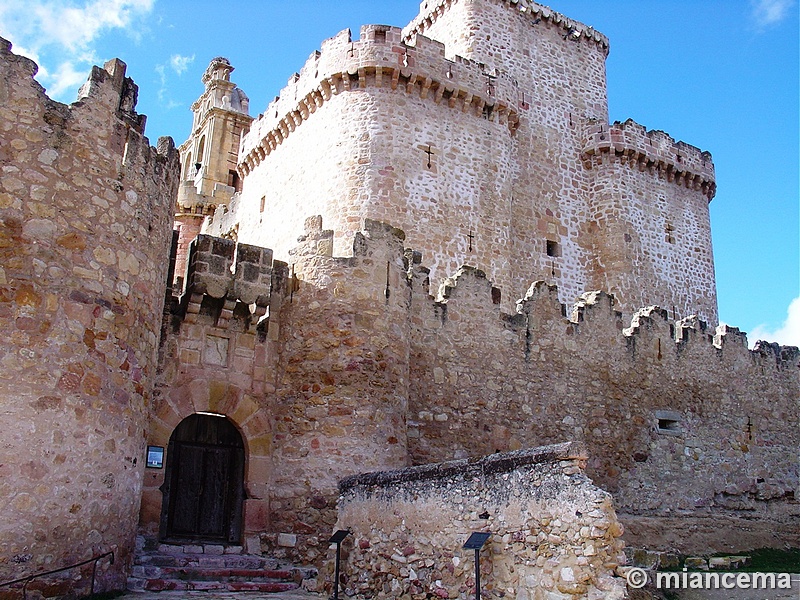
left=240, top=216, right=797, bottom=371
left=582, top=118, right=717, bottom=200
left=238, top=25, right=520, bottom=175
left=5, top=0, right=798, bottom=586
left=399, top=235, right=796, bottom=368
left=403, top=0, right=610, bottom=55
left=180, top=234, right=288, bottom=333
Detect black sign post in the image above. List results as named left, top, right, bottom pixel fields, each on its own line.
left=463, top=532, right=491, bottom=600
left=329, top=529, right=351, bottom=600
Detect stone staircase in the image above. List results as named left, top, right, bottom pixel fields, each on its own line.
left=127, top=539, right=318, bottom=593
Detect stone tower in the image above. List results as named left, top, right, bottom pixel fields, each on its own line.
left=0, top=40, right=179, bottom=591
left=405, top=0, right=717, bottom=322
left=203, top=0, right=718, bottom=325
left=174, top=57, right=252, bottom=288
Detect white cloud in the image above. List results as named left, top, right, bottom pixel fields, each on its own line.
left=154, top=53, right=193, bottom=109
left=170, top=53, right=194, bottom=75
left=46, top=61, right=94, bottom=99
left=750, top=0, right=795, bottom=29
left=0, top=0, right=154, bottom=100
left=749, top=296, right=800, bottom=348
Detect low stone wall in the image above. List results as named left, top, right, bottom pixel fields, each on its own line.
left=335, top=442, right=627, bottom=599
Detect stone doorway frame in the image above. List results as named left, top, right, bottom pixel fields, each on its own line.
left=159, top=413, right=245, bottom=543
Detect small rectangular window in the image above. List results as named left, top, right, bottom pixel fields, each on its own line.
left=260, top=196, right=266, bottom=213
left=655, top=410, right=682, bottom=436
left=546, top=240, right=560, bottom=257
left=658, top=418, right=680, bottom=432
left=228, top=170, right=241, bottom=192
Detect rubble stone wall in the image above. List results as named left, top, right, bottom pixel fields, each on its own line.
left=148, top=217, right=797, bottom=570
left=336, top=442, right=627, bottom=600
left=0, top=40, right=179, bottom=592
left=406, top=267, right=799, bottom=553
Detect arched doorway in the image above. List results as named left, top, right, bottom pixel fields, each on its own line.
left=159, top=413, right=245, bottom=543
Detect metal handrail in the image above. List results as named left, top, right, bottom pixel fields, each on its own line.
left=0, top=550, right=115, bottom=599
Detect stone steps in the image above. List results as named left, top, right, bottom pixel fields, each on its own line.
left=128, top=539, right=317, bottom=594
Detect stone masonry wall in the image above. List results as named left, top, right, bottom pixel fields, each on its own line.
left=0, top=40, right=179, bottom=594
left=146, top=218, right=414, bottom=566
left=156, top=217, right=796, bottom=569
left=403, top=0, right=718, bottom=324
left=262, top=217, right=413, bottom=563
left=406, top=264, right=798, bottom=554
left=205, top=25, right=524, bottom=313
left=582, top=120, right=717, bottom=324
left=208, top=25, right=521, bottom=306
left=336, top=442, right=627, bottom=600
left=144, top=234, right=285, bottom=552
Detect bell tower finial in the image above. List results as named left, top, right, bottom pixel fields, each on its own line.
left=173, top=57, right=254, bottom=290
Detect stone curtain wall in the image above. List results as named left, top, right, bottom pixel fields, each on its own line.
left=406, top=268, right=799, bottom=553
left=155, top=218, right=797, bottom=565
left=335, top=442, right=627, bottom=600
left=0, top=40, right=179, bottom=593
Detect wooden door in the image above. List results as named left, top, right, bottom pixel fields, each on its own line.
left=160, top=414, right=245, bottom=543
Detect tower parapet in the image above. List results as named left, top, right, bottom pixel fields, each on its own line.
left=209, top=0, right=718, bottom=331
left=237, top=26, right=520, bottom=175
left=404, top=0, right=610, bottom=54
left=582, top=119, right=716, bottom=200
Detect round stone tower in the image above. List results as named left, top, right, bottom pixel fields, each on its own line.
left=0, top=42, right=179, bottom=594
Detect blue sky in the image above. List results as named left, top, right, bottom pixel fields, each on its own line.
left=1, top=0, right=797, bottom=346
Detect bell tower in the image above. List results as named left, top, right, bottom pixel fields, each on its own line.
left=174, top=57, right=253, bottom=288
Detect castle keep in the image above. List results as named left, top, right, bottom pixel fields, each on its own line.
left=201, top=0, right=717, bottom=325
left=0, top=1, right=797, bottom=598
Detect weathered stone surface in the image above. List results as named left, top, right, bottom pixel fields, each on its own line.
left=335, top=443, right=627, bottom=599
left=4, top=2, right=799, bottom=599
left=146, top=214, right=798, bottom=580
left=0, top=39, right=179, bottom=593
left=205, top=3, right=717, bottom=327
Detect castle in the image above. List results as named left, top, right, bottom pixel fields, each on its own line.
left=0, top=0, right=797, bottom=598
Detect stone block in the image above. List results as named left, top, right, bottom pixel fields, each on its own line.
left=244, top=534, right=262, bottom=555
left=708, top=556, right=730, bottom=570
left=684, top=557, right=708, bottom=570
left=658, top=552, right=681, bottom=570
left=728, top=556, right=751, bottom=569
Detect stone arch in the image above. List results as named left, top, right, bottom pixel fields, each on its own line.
left=196, top=134, right=206, bottom=169
left=140, top=380, right=274, bottom=544
left=183, top=151, right=193, bottom=180
left=159, top=413, right=245, bottom=543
